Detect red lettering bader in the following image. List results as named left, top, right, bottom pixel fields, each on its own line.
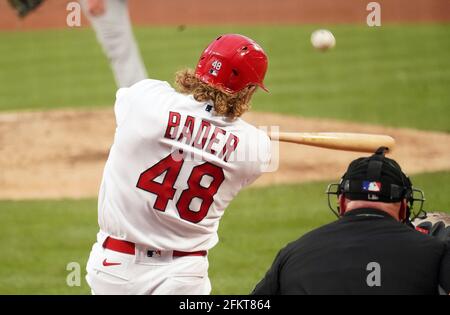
left=164, top=111, right=239, bottom=162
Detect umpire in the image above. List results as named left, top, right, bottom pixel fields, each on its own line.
left=252, top=148, right=450, bottom=295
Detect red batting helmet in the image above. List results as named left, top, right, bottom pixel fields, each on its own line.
left=195, top=34, right=268, bottom=94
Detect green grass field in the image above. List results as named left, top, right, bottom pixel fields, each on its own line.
left=0, top=25, right=449, bottom=131
left=0, top=24, right=449, bottom=294
left=0, top=172, right=448, bottom=295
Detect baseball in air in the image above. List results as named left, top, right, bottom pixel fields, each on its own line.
left=310, top=29, right=336, bottom=51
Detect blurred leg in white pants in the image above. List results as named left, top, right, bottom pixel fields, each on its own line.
left=79, top=0, right=148, bottom=87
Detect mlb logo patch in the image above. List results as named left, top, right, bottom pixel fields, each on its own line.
left=362, top=181, right=382, bottom=192
left=147, top=249, right=162, bottom=257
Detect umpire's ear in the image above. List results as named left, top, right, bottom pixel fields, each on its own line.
left=399, top=199, right=408, bottom=222
left=338, top=195, right=347, bottom=216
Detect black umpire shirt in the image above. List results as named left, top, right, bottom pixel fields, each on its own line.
left=252, top=208, right=450, bottom=295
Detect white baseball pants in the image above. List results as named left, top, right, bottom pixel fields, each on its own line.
left=86, top=234, right=211, bottom=295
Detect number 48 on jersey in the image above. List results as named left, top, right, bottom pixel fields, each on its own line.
left=136, top=151, right=225, bottom=223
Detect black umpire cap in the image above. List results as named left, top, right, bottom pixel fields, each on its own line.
left=327, top=147, right=426, bottom=221
left=339, top=147, right=412, bottom=203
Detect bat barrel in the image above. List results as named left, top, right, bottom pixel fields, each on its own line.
left=271, top=132, right=396, bottom=153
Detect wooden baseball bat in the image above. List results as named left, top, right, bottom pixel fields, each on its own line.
left=268, top=132, right=395, bottom=153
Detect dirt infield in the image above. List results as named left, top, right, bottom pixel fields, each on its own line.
left=1, top=0, right=449, bottom=30
left=1, top=109, right=449, bottom=200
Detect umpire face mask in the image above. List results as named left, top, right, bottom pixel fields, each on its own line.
left=326, top=147, right=426, bottom=224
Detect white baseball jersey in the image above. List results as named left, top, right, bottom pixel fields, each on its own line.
left=98, top=79, right=271, bottom=252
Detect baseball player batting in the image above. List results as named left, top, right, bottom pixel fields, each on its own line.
left=85, top=34, right=271, bottom=294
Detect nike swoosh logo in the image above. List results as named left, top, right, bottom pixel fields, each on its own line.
left=102, top=258, right=122, bottom=267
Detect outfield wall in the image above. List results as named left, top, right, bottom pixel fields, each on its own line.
left=0, top=0, right=449, bottom=31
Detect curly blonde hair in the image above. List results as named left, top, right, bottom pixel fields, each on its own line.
left=174, top=69, right=255, bottom=119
